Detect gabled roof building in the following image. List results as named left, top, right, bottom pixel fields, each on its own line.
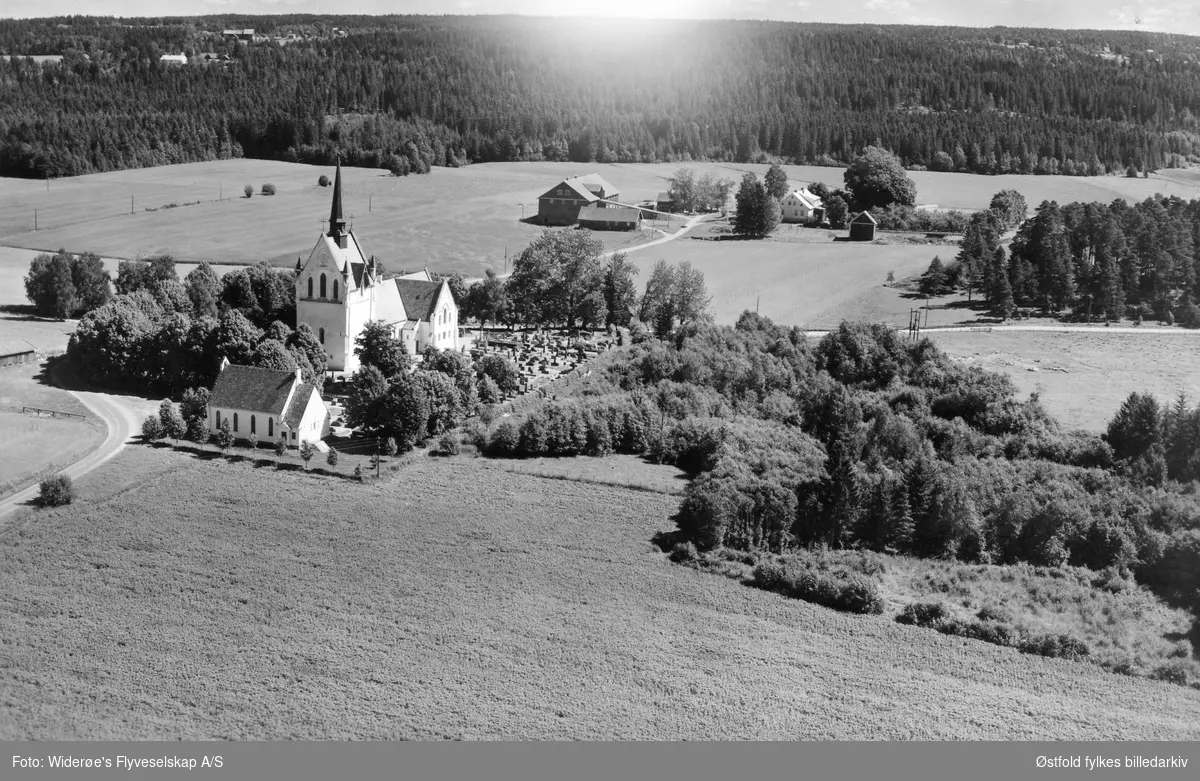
left=207, top=359, right=331, bottom=447
left=536, top=174, right=621, bottom=225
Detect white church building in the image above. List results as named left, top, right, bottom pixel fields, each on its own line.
left=296, top=162, right=459, bottom=373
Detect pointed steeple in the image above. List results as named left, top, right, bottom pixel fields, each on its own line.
left=328, top=158, right=348, bottom=248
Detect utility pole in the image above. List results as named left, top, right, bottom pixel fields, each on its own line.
left=374, top=438, right=381, bottom=479
left=131, top=195, right=134, bottom=215
left=369, top=194, right=372, bottom=213
left=33, top=209, right=37, bottom=231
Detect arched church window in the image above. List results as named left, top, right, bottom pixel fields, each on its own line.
left=251, top=415, right=256, bottom=435
left=307, top=277, right=313, bottom=298
left=320, top=273, right=327, bottom=298
left=333, top=280, right=339, bottom=300
left=214, top=410, right=220, bottom=428
left=268, top=417, right=274, bottom=437
left=233, top=412, right=239, bottom=432
left=319, top=327, right=325, bottom=345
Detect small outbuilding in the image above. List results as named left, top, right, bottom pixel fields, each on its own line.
left=576, top=204, right=642, bottom=231
left=656, top=191, right=674, bottom=213
left=0, top=340, right=35, bottom=367
left=849, top=210, right=878, bottom=241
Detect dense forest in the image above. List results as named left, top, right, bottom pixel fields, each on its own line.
left=5, top=15, right=1200, bottom=178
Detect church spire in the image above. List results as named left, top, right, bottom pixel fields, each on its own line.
left=328, top=158, right=348, bottom=248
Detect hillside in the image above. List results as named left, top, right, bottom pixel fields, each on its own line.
left=3, top=17, right=1200, bottom=178
left=2, top=445, right=1197, bottom=740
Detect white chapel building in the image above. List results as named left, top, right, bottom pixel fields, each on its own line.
left=296, top=162, right=459, bottom=374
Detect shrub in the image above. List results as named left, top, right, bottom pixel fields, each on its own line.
left=1149, top=659, right=1199, bottom=687
left=753, top=559, right=885, bottom=615
left=669, top=541, right=699, bottom=563
left=39, top=474, right=74, bottom=507
left=896, top=601, right=952, bottom=628
left=1018, top=632, right=1090, bottom=661
left=243, top=184, right=253, bottom=198
left=487, top=420, right=521, bottom=457
left=438, top=432, right=460, bottom=456
left=326, top=448, right=339, bottom=468
left=141, top=415, right=162, bottom=441
left=318, top=175, right=330, bottom=187
left=261, top=183, right=276, bottom=196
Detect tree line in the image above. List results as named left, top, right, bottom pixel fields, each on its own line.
left=5, top=16, right=1200, bottom=178
left=932, top=192, right=1200, bottom=323
left=62, top=255, right=322, bottom=395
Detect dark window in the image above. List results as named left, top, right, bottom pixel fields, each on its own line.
left=268, top=417, right=274, bottom=437
left=319, top=327, right=325, bottom=344
left=214, top=410, right=220, bottom=428
left=320, top=273, right=327, bottom=298
left=307, top=277, right=313, bottom=298
left=251, top=415, right=256, bottom=434
left=333, top=280, right=339, bottom=300
left=233, top=412, right=239, bottom=432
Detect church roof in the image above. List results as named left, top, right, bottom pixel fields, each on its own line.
left=210, top=364, right=298, bottom=416
left=393, top=279, right=444, bottom=322
left=282, top=382, right=317, bottom=428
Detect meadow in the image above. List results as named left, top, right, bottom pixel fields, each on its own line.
left=1, top=445, right=1198, bottom=740
left=928, top=330, right=1200, bottom=432
left=2, top=159, right=1197, bottom=280
left=0, top=362, right=104, bottom=498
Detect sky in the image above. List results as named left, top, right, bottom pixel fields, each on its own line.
left=3, top=0, right=1200, bottom=38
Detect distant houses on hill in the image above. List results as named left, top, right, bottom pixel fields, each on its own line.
left=535, top=174, right=621, bottom=225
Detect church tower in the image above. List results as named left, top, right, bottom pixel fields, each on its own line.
left=295, top=159, right=377, bottom=374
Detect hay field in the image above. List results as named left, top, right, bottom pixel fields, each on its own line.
left=929, top=330, right=1200, bottom=432
left=2, top=445, right=1198, bottom=740
left=0, top=160, right=659, bottom=277
left=630, top=235, right=943, bottom=327
left=3, top=159, right=1195, bottom=280
left=0, top=363, right=104, bottom=498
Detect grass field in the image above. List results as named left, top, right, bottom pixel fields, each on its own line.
left=2, top=445, right=1198, bottom=740
left=630, top=230, right=946, bottom=327
left=928, top=330, right=1200, bottom=432
left=0, top=362, right=104, bottom=498
left=3, top=159, right=1196, bottom=280
left=492, top=453, right=690, bottom=495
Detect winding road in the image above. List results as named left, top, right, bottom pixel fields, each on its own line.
left=0, top=389, right=142, bottom=522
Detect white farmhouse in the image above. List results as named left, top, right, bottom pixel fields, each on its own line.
left=207, top=359, right=331, bottom=448
left=780, top=188, right=825, bottom=224
left=295, top=161, right=459, bottom=373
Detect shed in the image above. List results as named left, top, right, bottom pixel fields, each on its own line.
left=0, top=340, right=36, bottom=367
left=576, top=204, right=642, bottom=231
left=656, top=191, right=674, bottom=213
left=849, top=211, right=878, bottom=241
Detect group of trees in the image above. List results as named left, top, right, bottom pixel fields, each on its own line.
left=664, top=168, right=736, bottom=214
left=65, top=259, right=322, bottom=394
left=474, top=314, right=1200, bottom=636
left=24, top=250, right=297, bottom=330
left=343, top=321, right=520, bottom=450
left=5, top=17, right=1200, bottom=178
left=23, top=249, right=111, bottom=319
left=463, top=229, right=710, bottom=334
left=925, top=190, right=1200, bottom=324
